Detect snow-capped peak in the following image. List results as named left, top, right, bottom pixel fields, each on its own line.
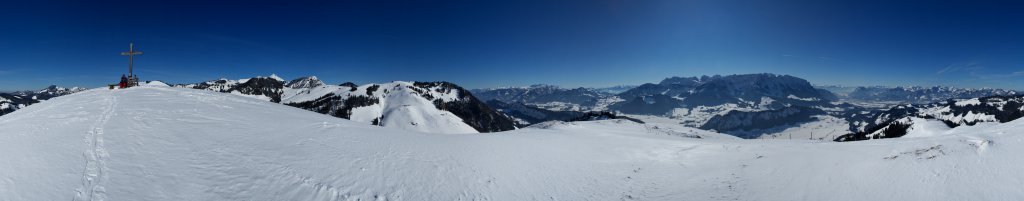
left=30, top=85, right=86, bottom=97
left=268, top=73, right=284, bottom=82
left=285, top=76, right=324, bottom=88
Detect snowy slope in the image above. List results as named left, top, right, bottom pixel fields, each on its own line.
left=177, top=76, right=516, bottom=133
left=2, top=86, right=1024, bottom=200
left=899, top=117, right=955, bottom=138
left=280, top=81, right=481, bottom=134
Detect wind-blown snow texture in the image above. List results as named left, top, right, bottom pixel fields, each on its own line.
left=1, top=86, right=1022, bottom=200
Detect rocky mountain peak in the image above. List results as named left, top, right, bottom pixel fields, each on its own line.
left=286, top=76, right=325, bottom=88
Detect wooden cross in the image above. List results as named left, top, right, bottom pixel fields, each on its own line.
left=120, top=42, right=143, bottom=76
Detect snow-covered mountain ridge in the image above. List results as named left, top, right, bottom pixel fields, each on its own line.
left=174, top=75, right=516, bottom=133
left=0, top=85, right=85, bottom=116
left=2, top=85, right=1023, bottom=200
left=836, top=94, right=1024, bottom=141
left=611, top=74, right=837, bottom=112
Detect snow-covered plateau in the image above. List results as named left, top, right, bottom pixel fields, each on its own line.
left=2, top=85, right=1023, bottom=200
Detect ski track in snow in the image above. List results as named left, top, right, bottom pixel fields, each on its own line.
left=75, top=94, right=116, bottom=201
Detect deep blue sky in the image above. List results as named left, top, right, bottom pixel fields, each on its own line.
left=1, top=0, right=1023, bottom=91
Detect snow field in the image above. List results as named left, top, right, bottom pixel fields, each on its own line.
left=0, top=86, right=1022, bottom=200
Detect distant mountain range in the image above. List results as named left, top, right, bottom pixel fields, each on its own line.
left=818, top=85, right=1018, bottom=104
left=844, top=86, right=1018, bottom=104
left=0, top=85, right=85, bottom=116
left=592, top=85, right=637, bottom=94
left=4, top=73, right=1022, bottom=141
left=471, top=74, right=840, bottom=115
left=469, top=85, right=616, bottom=111
left=470, top=73, right=845, bottom=138
left=610, top=74, right=838, bottom=115
left=470, top=74, right=1024, bottom=140
left=484, top=99, right=642, bottom=126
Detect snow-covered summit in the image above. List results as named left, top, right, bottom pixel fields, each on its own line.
left=268, top=73, right=285, bottom=82
left=144, top=80, right=170, bottom=87
left=2, top=86, right=1023, bottom=200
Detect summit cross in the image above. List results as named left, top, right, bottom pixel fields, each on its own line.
left=120, top=42, right=143, bottom=76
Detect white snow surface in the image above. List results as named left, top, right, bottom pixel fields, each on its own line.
left=900, top=117, right=954, bottom=138
left=2, top=86, right=1024, bottom=200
